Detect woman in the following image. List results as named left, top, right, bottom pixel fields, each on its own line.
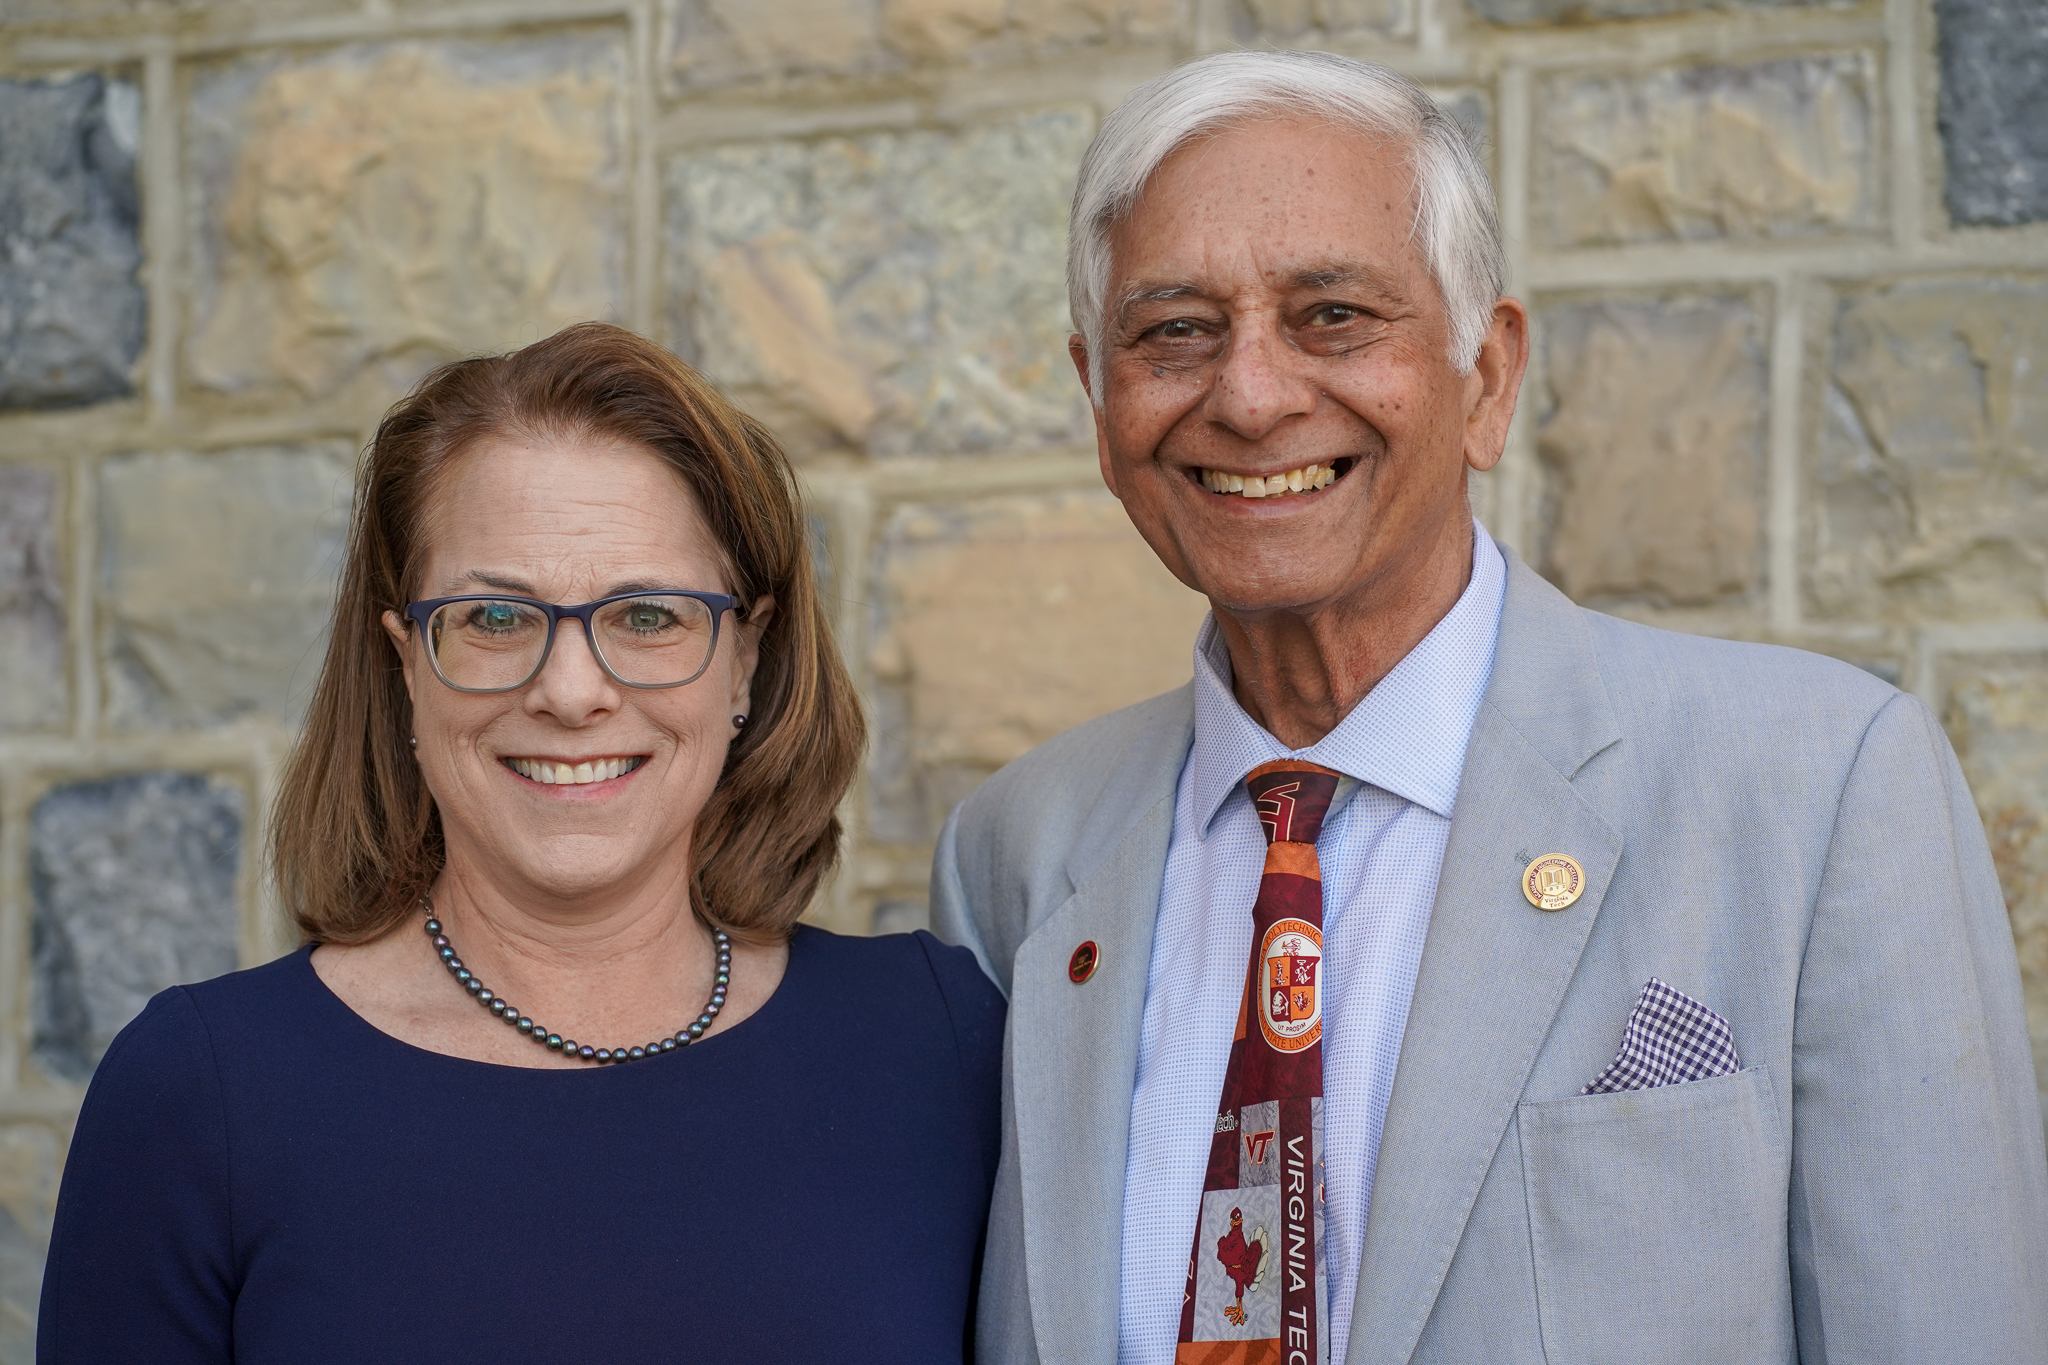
left=39, top=323, right=1004, bottom=1362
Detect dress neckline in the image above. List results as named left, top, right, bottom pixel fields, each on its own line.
left=292, top=924, right=816, bottom=1078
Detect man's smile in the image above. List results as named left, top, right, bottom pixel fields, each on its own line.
left=1195, top=458, right=1359, bottom=498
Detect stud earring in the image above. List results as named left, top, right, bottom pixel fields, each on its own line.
left=732, top=715, right=748, bottom=730
left=409, top=736, right=418, bottom=749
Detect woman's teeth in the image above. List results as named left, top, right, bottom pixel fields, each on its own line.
left=505, top=756, right=644, bottom=785
left=1200, top=463, right=1336, bottom=498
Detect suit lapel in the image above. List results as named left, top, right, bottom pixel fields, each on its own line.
left=1343, top=550, right=1625, bottom=1365
left=1009, top=696, right=1193, bottom=1365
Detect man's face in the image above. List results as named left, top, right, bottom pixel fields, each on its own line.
left=1080, top=117, right=1520, bottom=620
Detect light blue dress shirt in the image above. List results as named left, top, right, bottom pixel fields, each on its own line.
left=1117, top=524, right=1506, bottom=1364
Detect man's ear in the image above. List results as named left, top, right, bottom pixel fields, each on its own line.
left=1462, top=297, right=1530, bottom=475
left=1071, top=333, right=1122, bottom=500
left=1068, top=333, right=1095, bottom=405
left=382, top=609, right=419, bottom=701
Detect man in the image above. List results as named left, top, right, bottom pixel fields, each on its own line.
left=932, top=49, right=2048, bottom=1365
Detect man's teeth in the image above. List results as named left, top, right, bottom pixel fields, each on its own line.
left=506, top=756, right=643, bottom=785
left=1199, top=464, right=1336, bottom=498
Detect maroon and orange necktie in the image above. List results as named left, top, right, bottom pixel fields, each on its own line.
left=1176, top=760, right=1341, bottom=1364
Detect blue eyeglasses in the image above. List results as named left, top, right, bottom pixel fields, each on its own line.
left=403, top=591, right=743, bottom=693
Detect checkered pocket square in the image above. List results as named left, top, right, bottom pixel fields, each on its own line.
left=1582, top=978, right=1741, bottom=1095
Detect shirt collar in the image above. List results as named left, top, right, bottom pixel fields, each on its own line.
left=1186, top=520, right=1507, bottom=837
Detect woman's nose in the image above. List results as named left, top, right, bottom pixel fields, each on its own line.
left=524, top=619, right=619, bottom=724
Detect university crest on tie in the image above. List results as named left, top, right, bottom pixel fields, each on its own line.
left=1258, top=919, right=1323, bottom=1052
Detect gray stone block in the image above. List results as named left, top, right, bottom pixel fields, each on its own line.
left=99, top=445, right=353, bottom=729
left=1936, top=0, right=2048, bottom=226
left=0, top=74, right=144, bottom=410
left=668, top=109, right=1094, bottom=458
left=0, top=465, right=68, bottom=732
left=31, top=772, right=242, bottom=1083
left=1810, top=278, right=2048, bottom=621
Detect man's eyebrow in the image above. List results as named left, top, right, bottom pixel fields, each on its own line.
left=1291, top=263, right=1406, bottom=296
left=1111, top=282, right=1210, bottom=331
left=1109, top=265, right=1409, bottom=332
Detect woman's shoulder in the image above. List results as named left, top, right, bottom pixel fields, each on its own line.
left=64, top=956, right=320, bottom=1176
left=789, top=926, right=1004, bottom=1059
left=81, top=949, right=316, bottom=1087
left=790, top=925, right=999, bottom=998
left=786, top=927, right=1002, bottom=1147
left=169, top=943, right=325, bottom=1032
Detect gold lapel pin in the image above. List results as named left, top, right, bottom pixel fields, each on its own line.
left=1068, top=940, right=1100, bottom=983
left=1523, top=853, right=1585, bottom=911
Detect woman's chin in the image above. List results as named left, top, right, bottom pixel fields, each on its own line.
left=445, top=832, right=681, bottom=911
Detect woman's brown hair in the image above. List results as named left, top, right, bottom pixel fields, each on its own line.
left=270, top=322, right=864, bottom=944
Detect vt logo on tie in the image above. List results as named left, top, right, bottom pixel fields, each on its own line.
left=1177, top=760, right=1341, bottom=1365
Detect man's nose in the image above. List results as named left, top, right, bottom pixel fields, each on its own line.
left=1202, top=316, right=1318, bottom=441
left=525, top=618, right=618, bottom=724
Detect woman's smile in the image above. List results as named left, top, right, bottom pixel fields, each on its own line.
left=500, top=754, right=650, bottom=788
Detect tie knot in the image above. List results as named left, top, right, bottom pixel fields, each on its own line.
left=1245, top=760, right=1344, bottom=847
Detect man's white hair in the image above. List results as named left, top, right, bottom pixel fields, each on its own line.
left=1068, top=50, right=1504, bottom=397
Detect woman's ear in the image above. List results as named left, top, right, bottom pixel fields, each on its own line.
left=382, top=610, right=419, bottom=703
left=729, top=594, right=775, bottom=721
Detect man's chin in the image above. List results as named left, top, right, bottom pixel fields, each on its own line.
left=1195, top=578, right=1357, bottom=621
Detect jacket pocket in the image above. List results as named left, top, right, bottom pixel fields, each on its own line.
left=1516, top=1066, right=1791, bottom=1365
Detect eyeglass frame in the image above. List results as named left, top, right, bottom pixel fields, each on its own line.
left=402, top=590, right=745, bottom=694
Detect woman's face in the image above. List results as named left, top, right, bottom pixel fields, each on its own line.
left=384, top=433, right=765, bottom=914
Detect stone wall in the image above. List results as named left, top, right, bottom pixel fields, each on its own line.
left=2, top=0, right=2045, bottom=1343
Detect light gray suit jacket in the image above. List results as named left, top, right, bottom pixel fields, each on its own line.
left=932, top=546, right=2048, bottom=1365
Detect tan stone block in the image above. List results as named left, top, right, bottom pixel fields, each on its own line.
left=1427, top=86, right=1493, bottom=167
left=1244, top=0, right=1405, bottom=39
left=186, top=40, right=625, bottom=403
left=99, top=445, right=353, bottom=728
left=867, top=489, right=1207, bottom=841
left=669, top=0, right=1176, bottom=80
left=6, top=0, right=346, bottom=15
left=0, top=1125, right=59, bottom=1255
left=1005, top=0, right=1181, bottom=43
left=1809, top=279, right=2048, bottom=623
left=0, top=1124, right=61, bottom=1364
left=668, top=110, right=1094, bottom=458
left=1536, top=295, right=1766, bottom=605
left=670, top=0, right=885, bottom=84
left=881, top=0, right=1007, bottom=59
left=1942, top=654, right=2048, bottom=1104
left=1473, top=0, right=1824, bottom=23
left=1537, top=54, right=1879, bottom=247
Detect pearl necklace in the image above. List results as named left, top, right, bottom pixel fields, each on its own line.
left=425, top=909, right=731, bottom=1065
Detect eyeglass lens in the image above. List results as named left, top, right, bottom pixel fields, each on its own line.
left=425, top=596, right=718, bottom=690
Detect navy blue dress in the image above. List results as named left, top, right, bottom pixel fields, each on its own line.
left=39, top=926, right=1004, bottom=1363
